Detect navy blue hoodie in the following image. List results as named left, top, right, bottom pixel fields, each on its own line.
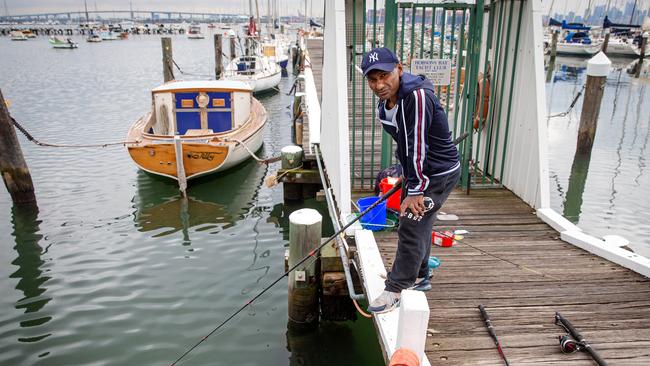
left=377, top=72, right=460, bottom=196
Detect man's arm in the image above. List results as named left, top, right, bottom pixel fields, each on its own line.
left=401, top=89, right=433, bottom=197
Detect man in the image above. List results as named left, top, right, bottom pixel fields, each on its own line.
left=361, top=47, right=460, bottom=314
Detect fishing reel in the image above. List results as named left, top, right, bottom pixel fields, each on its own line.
left=558, top=334, right=586, bottom=354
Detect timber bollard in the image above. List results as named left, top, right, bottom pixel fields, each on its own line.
left=214, top=34, right=223, bottom=79
left=636, top=32, right=648, bottom=78
left=288, top=208, right=321, bottom=330
left=602, top=29, right=610, bottom=53
left=0, top=89, right=36, bottom=204
left=161, top=37, right=174, bottom=82
left=281, top=145, right=303, bottom=201
left=577, top=52, right=611, bottom=155
left=229, top=36, right=236, bottom=60
left=281, top=145, right=303, bottom=169
left=550, top=29, right=559, bottom=60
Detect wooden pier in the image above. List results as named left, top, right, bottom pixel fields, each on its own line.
left=371, top=188, right=650, bottom=365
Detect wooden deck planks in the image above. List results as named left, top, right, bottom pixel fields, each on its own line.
left=372, top=188, right=650, bottom=365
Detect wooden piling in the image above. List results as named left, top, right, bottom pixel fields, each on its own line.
left=281, top=145, right=303, bottom=201
left=602, top=30, right=610, bottom=53
left=550, top=29, right=559, bottom=60
left=214, top=34, right=223, bottom=80
left=634, top=32, right=649, bottom=78
left=288, top=208, right=321, bottom=330
left=161, top=37, right=174, bottom=82
left=0, top=89, right=36, bottom=204
left=281, top=145, right=303, bottom=169
left=229, top=36, right=236, bottom=60
left=577, top=52, right=610, bottom=155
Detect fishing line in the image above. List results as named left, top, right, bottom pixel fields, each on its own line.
left=168, top=181, right=402, bottom=366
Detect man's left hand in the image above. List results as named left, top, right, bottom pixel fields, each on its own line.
left=401, top=195, right=425, bottom=217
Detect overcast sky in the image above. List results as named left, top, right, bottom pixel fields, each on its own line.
left=2, top=0, right=647, bottom=17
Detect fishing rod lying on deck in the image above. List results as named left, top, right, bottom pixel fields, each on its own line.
left=555, top=312, right=608, bottom=366
left=478, top=304, right=509, bottom=366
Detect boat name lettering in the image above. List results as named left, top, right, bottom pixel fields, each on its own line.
left=187, top=151, right=222, bottom=160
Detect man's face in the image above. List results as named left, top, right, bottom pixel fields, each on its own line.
left=366, top=64, right=403, bottom=102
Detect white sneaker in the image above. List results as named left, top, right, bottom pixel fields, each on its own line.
left=367, top=291, right=401, bottom=314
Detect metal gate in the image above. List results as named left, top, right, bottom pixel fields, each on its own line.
left=347, top=0, right=526, bottom=191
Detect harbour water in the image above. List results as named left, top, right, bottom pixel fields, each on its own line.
left=0, top=34, right=382, bottom=365
left=545, top=55, right=650, bottom=258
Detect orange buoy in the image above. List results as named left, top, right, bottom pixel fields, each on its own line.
left=473, top=69, right=492, bottom=131
left=389, top=348, right=420, bottom=366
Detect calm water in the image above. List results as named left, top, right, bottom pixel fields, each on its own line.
left=546, top=56, right=650, bottom=258
left=0, top=34, right=382, bottom=365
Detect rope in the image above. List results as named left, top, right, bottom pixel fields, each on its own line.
left=222, top=137, right=279, bottom=164
left=548, top=84, right=585, bottom=118
left=11, top=117, right=139, bottom=148
left=352, top=298, right=373, bottom=318
left=171, top=58, right=214, bottom=79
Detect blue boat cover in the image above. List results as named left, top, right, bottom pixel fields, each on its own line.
left=603, top=16, right=640, bottom=29
left=174, top=91, right=233, bottom=135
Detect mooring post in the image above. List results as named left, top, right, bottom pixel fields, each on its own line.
left=602, top=29, right=610, bottom=53
left=281, top=145, right=303, bottom=201
left=577, top=52, right=611, bottom=155
left=229, top=36, right=236, bottom=60
left=636, top=32, right=648, bottom=78
left=550, top=29, right=559, bottom=60
left=161, top=37, right=174, bottom=82
left=214, top=34, right=223, bottom=80
left=0, top=89, right=36, bottom=204
left=288, top=208, right=321, bottom=330
left=282, top=145, right=303, bottom=169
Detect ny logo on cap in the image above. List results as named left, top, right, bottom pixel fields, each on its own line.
left=368, top=52, right=379, bottom=63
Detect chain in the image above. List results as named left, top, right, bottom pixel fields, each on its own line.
left=11, top=117, right=139, bottom=148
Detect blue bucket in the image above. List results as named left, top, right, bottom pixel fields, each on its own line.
left=357, top=196, right=387, bottom=231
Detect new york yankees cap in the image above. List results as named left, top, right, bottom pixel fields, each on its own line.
left=361, top=47, right=399, bottom=76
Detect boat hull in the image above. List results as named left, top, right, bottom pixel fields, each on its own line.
left=127, top=96, right=267, bottom=181
left=556, top=42, right=601, bottom=56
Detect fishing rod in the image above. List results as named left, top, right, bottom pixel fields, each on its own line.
left=478, top=304, right=509, bottom=366
left=555, top=312, right=608, bottom=366
left=169, top=180, right=402, bottom=366
left=170, top=132, right=470, bottom=365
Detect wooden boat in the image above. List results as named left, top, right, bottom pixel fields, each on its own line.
left=224, top=54, right=281, bottom=93
left=49, top=36, right=79, bottom=49
left=126, top=80, right=267, bottom=183
left=10, top=31, right=27, bottom=41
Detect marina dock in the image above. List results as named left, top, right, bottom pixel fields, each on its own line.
left=373, top=188, right=650, bottom=365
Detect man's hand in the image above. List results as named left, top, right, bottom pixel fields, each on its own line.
left=401, top=195, right=425, bottom=217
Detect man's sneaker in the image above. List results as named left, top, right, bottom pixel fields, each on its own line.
left=410, top=277, right=432, bottom=291
left=367, top=291, right=401, bottom=314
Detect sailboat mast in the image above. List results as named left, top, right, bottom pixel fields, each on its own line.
left=255, top=0, right=261, bottom=36
left=3, top=0, right=9, bottom=18
left=84, top=0, right=89, bottom=24
left=629, top=0, right=638, bottom=24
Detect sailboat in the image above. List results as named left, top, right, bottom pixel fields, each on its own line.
left=602, top=15, right=642, bottom=57
left=549, top=18, right=601, bottom=56
left=223, top=16, right=281, bottom=93
left=126, top=80, right=268, bottom=182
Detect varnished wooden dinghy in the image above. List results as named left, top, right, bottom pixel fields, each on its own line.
left=127, top=80, right=267, bottom=184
